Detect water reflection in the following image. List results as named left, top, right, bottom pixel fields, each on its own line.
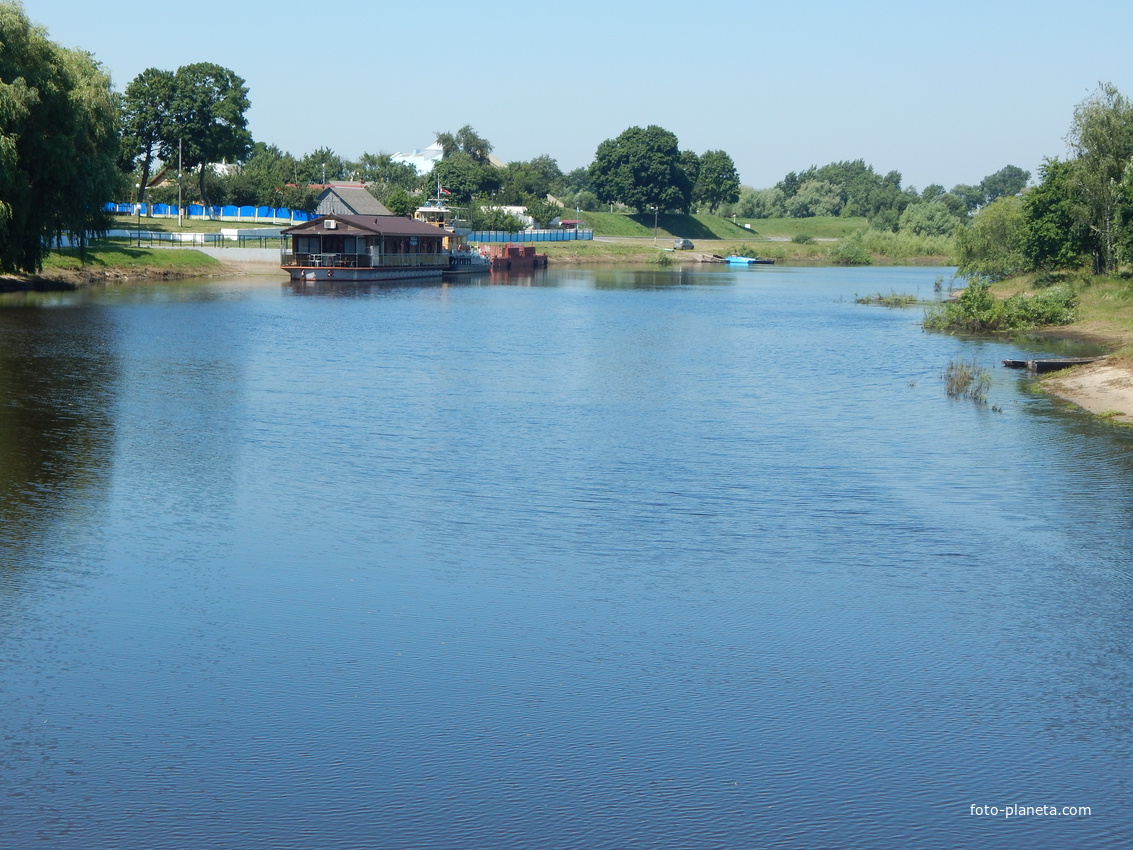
left=0, top=304, right=116, bottom=573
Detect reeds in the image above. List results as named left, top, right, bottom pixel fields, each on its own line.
left=943, top=358, right=991, bottom=403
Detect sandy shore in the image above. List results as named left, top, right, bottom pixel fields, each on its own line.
left=1040, top=359, right=1133, bottom=423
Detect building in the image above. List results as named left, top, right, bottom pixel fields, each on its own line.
left=314, top=185, right=392, bottom=217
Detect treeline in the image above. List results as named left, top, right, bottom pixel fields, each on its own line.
left=956, top=83, right=1133, bottom=279
left=714, top=161, right=1029, bottom=238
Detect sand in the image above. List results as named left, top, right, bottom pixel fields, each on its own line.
left=1041, top=359, right=1133, bottom=423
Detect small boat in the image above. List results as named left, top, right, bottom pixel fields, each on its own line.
left=1002, top=357, right=1104, bottom=373
left=724, top=255, right=775, bottom=265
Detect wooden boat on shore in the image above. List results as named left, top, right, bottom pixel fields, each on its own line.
left=1002, top=357, right=1104, bottom=373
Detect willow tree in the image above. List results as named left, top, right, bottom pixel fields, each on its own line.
left=0, top=1, right=120, bottom=272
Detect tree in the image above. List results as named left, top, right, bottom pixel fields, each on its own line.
left=525, top=198, right=562, bottom=228
left=350, top=152, right=420, bottom=193
left=430, top=153, right=498, bottom=203
left=296, top=147, right=345, bottom=185
left=383, top=188, right=415, bottom=217
left=1021, top=158, right=1092, bottom=271
left=588, top=125, right=691, bottom=213
left=898, top=199, right=962, bottom=237
left=170, top=62, right=252, bottom=209
left=954, top=195, right=1027, bottom=282
left=0, top=2, right=120, bottom=272
left=980, top=165, right=1030, bottom=203
left=784, top=180, right=842, bottom=218
left=435, top=125, right=493, bottom=164
left=1065, top=82, right=1133, bottom=273
left=498, top=155, right=563, bottom=205
left=121, top=68, right=175, bottom=207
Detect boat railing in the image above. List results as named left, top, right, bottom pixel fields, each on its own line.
left=281, top=250, right=449, bottom=269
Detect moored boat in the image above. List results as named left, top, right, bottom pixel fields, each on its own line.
left=280, top=214, right=456, bottom=283
left=724, top=255, right=775, bottom=265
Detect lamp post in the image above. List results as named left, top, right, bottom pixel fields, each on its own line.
left=653, top=205, right=659, bottom=245
left=135, top=183, right=141, bottom=247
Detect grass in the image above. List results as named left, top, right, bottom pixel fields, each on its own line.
left=43, top=244, right=222, bottom=273
left=943, top=358, right=991, bottom=403
left=855, top=291, right=919, bottom=307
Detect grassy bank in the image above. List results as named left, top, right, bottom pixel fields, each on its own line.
left=0, top=245, right=224, bottom=290
left=989, top=274, right=1133, bottom=351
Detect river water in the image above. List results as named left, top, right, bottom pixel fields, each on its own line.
left=0, top=266, right=1130, bottom=849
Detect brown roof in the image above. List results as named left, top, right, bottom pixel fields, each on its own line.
left=281, top=214, right=451, bottom=238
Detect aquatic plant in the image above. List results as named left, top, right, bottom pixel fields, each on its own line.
left=855, top=291, right=918, bottom=307
left=943, top=358, right=991, bottom=403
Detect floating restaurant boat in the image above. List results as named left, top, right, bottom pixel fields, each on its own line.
left=280, top=204, right=488, bottom=283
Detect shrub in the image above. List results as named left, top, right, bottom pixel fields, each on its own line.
left=832, top=233, right=873, bottom=265
left=923, top=281, right=1078, bottom=332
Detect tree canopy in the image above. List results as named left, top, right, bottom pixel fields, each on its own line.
left=693, top=149, right=740, bottom=213
left=171, top=62, right=252, bottom=208
left=588, top=125, right=694, bottom=213
left=0, top=1, right=120, bottom=272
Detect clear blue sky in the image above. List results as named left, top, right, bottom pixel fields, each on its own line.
left=24, top=0, right=1133, bottom=191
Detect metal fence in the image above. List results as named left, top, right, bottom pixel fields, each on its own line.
left=116, top=231, right=286, bottom=249
left=105, top=202, right=315, bottom=224
left=465, top=229, right=594, bottom=243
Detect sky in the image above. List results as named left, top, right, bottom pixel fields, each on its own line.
left=21, top=0, right=1133, bottom=191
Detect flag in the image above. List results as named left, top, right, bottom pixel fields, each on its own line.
left=440, top=187, right=451, bottom=195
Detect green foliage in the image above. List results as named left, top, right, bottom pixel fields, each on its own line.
left=121, top=68, right=176, bottom=203
left=383, top=188, right=415, bottom=218
left=296, top=147, right=346, bottom=184
left=857, top=228, right=952, bottom=259
left=831, top=233, right=873, bottom=265
left=954, top=195, right=1027, bottom=281
left=1021, top=158, right=1091, bottom=272
left=469, top=203, right=524, bottom=231
left=524, top=198, right=562, bottom=228
left=693, top=149, right=740, bottom=213
left=981, top=165, right=1030, bottom=203
left=497, top=154, right=563, bottom=205
left=784, top=180, right=842, bottom=217
left=170, top=62, right=252, bottom=208
left=431, top=153, right=499, bottom=203
left=792, top=233, right=815, bottom=244
left=899, top=199, right=962, bottom=237
left=588, top=125, right=693, bottom=213
left=1067, top=82, right=1133, bottom=273
left=923, top=281, right=1078, bottom=332
left=0, top=2, right=120, bottom=272
left=435, top=125, right=492, bottom=163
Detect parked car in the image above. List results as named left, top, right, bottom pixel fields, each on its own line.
left=673, top=238, right=694, bottom=250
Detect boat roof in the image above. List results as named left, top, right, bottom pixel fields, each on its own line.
left=281, top=214, right=450, bottom=238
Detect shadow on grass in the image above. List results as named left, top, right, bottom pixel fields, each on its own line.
left=628, top=213, right=735, bottom=240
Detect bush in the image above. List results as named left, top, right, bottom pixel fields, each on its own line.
left=792, top=233, right=815, bottom=244
left=923, top=281, right=1078, bottom=332
left=832, top=233, right=873, bottom=265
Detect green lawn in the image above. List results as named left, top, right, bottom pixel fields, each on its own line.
left=42, top=244, right=222, bottom=273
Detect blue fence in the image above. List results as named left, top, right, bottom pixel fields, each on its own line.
left=466, top=229, right=594, bottom=243
left=105, top=202, right=315, bottom=223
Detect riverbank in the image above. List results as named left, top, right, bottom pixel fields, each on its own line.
left=995, top=275, right=1133, bottom=424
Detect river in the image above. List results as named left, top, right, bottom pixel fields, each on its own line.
left=0, top=265, right=1129, bottom=849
